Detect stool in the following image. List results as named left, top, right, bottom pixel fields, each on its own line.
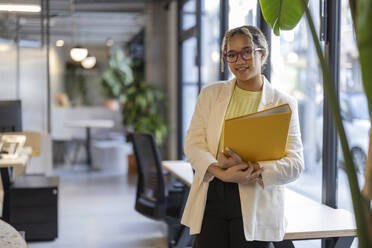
left=91, top=140, right=129, bottom=171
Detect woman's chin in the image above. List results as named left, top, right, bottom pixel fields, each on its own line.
left=235, top=75, right=253, bottom=82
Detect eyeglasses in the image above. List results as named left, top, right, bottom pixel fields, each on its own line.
left=224, top=48, right=264, bottom=63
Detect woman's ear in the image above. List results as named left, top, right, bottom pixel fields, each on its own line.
left=260, top=52, right=266, bottom=66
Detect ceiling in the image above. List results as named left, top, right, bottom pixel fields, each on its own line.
left=0, top=0, right=148, bottom=46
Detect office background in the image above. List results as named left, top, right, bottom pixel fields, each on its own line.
left=0, top=0, right=368, bottom=247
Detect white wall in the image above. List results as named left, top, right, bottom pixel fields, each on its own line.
left=0, top=46, right=17, bottom=99
left=0, top=45, right=49, bottom=131
left=19, top=47, right=48, bottom=131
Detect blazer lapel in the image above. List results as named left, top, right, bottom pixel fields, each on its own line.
left=257, top=76, right=275, bottom=111
left=209, top=79, right=236, bottom=156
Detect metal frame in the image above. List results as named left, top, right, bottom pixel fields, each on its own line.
left=196, top=0, right=201, bottom=93
left=321, top=0, right=341, bottom=247
left=322, top=0, right=340, bottom=209
left=46, top=0, right=51, bottom=133
left=256, top=3, right=271, bottom=81
left=219, top=0, right=228, bottom=80
left=178, top=0, right=229, bottom=158
left=177, top=0, right=200, bottom=159
left=177, top=0, right=187, bottom=159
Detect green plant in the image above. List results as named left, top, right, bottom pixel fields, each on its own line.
left=101, top=49, right=134, bottom=101
left=259, top=0, right=372, bottom=246
left=102, top=49, right=168, bottom=145
left=65, top=62, right=89, bottom=105
left=121, top=79, right=168, bottom=145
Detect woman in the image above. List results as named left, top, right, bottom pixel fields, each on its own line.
left=181, top=25, right=304, bottom=248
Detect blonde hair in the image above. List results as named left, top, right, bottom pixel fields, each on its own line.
left=221, top=25, right=268, bottom=72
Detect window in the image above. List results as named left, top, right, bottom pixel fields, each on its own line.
left=337, top=4, right=367, bottom=248
left=182, top=0, right=196, bottom=31
left=271, top=1, right=323, bottom=202
left=181, top=37, right=199, bottom=143
left=228, top=0, right=257, bottom=29
left=201, top=0, right=220, bottom=86
left=179, top=0, right=222, bottom=156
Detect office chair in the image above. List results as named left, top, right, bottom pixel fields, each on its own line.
left=130, top=133, right=186, bottom=247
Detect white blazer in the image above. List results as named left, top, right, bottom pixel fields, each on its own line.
left=181, top=77, right=304, bottom=241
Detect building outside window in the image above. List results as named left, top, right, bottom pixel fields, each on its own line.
left=271, top=1, right=323, bottom=208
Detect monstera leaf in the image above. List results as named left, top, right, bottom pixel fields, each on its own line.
left=259, top=0, right=372, bottom=246
left=259, top=0, right=309, bottom=35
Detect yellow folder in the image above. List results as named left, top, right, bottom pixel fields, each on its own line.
left=223, top=103, right=292, bottom=162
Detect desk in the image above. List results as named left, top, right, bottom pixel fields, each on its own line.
left=0, top=219, right=27, bottom=248
left=0, top=154, right=30, bottom=220
left=162, top=161, right=357, bottom=248
left=65, top=119, right=114, bottom=167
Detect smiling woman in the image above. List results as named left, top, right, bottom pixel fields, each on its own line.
left=182, top=25, right=304, bottom=248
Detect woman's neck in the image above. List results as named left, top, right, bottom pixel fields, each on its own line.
left=236, top=75, right=263, bottom=91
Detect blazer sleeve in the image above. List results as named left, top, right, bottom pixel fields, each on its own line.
left=258, top=98, right=305, bottom=188
left=184, top=87, right=218, bottom=187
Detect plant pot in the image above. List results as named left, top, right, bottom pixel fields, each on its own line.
left=127, top=154, right=137, bottom=174
left=104, top=99, right=120, bottom=111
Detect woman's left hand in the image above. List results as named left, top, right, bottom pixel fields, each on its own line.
left=246, top=161, right=264, bottom=188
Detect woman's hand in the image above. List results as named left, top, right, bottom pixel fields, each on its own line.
left=217, top=149, right=241, bottom=169
left=222, top=162, right=264, bottom=184
left=211, top=148, right=265, bottom=186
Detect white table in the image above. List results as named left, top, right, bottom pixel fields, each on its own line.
left=0, top=155, right=29, bottom=168
left=65, top=119, right=114, bottom=167
left=162, top=160, right=357, bottom=247
left=0, top=219, right=27, bottom=248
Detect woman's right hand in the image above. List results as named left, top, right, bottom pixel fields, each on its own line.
left=222, top=162, right=264, bottom=184
left=217, top=147, right=242, bottom=169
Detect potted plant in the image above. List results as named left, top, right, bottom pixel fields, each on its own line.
left=65, top=62, right=88, bottom=106
left=122, top=78, right=168, bottom=174
left=259, top=0, right=372, bottom=246
left=101, top=49, right=168, bottom=174
left=101, top=49, right=134, bottom=111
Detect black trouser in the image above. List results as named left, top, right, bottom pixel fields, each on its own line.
left=194, top=178, right=271, bottom=248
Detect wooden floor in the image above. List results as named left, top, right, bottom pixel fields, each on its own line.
left=26, top=164, right=326, bottom=248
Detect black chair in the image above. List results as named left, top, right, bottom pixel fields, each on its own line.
left=130, top=133, right=187, bottom=247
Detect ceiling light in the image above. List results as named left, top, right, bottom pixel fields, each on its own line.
left=106, top=39, right=114, bottom=47
left=0, top=4, right=41, bottom=13
left=56, top=40, right=64, bottom=47
left=0, top=43, right=12, bottom=52
left=81, top=55, right=96, bottom=69
left=70, top=46, right=88, bottom=62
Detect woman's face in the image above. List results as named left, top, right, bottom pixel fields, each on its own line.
left=226, top=33, right=263, bottom=82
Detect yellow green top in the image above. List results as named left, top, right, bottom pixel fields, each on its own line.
left=217, top=85, right=262, bottom=156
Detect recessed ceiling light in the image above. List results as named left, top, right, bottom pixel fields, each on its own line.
left=56, top=40, right=64, bottom=47
left=106, top=39, right=114, bottom=47
left=0, top=4, right=41, bottom=13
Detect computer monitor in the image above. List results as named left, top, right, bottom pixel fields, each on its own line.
left=0, top=100, right=22, bottom=132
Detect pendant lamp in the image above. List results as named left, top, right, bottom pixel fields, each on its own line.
left=81, top=55, right=96, bottom=69
left=70, top=46, right=88, bottom=62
